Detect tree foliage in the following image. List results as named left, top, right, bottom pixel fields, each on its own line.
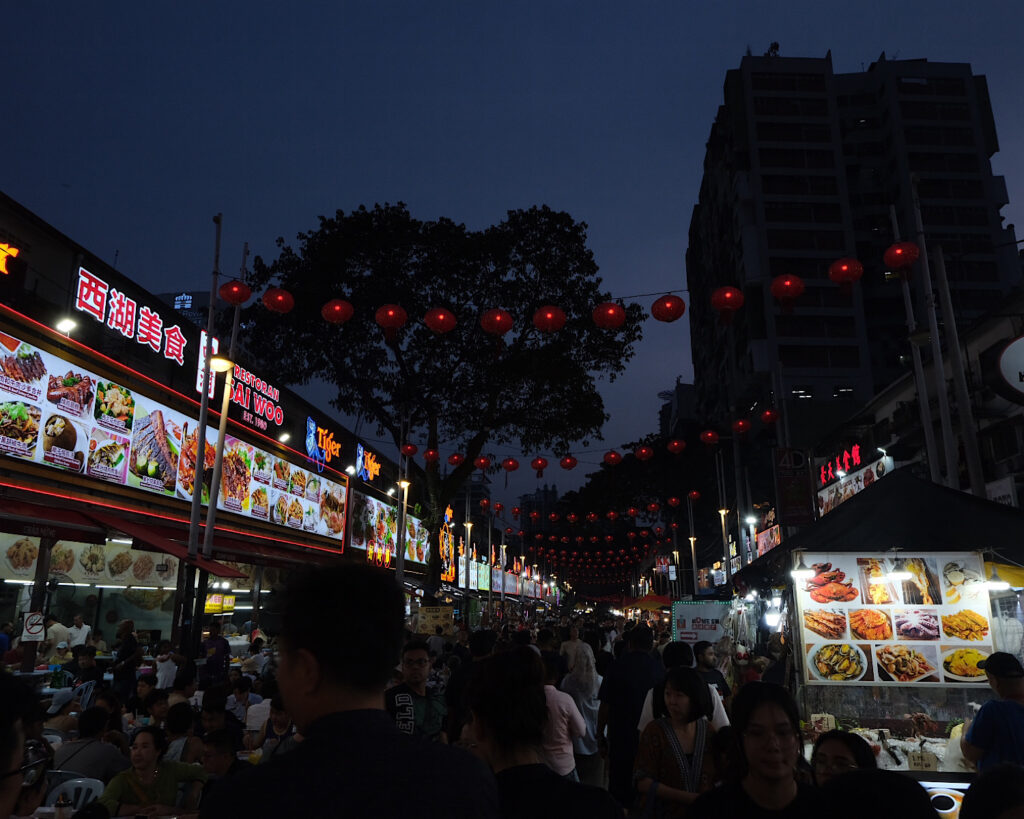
left=242, top=203, right=645, bottom=585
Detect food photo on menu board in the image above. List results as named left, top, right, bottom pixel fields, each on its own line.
left=795, top=552, right=994, bottom=686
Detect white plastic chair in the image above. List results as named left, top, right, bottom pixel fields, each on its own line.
left=75, top=679, right=97, bottom=711
left=45, top=777, right=104, bottom=810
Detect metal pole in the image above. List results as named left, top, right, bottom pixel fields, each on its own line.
left=202, top=297, right=243, bottom=559
left=181, top=214, right=222, bottom=656
left=20, top=536, right=55, bottom=672
left=911, top=178, right=957, bottom=487
left=890, top=205, right=941, bottom=484
left=715, top=449, right=731, bottom=586
left=933, top=246, right=986, bottom=496
left=687, top=495, right=698, bottom=596
left=487, top=513, right=493, bottom=620
left=396, top=417, right=409, bottom=590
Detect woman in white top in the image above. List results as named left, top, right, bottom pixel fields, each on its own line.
left=154, top=640, right=184, bottom=690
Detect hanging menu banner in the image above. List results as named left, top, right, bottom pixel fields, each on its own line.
left=0, top=329, right=347, bottom=543
left=348, top=491, right=431, bottom=567
left=795, top=551, right=994, bottom=686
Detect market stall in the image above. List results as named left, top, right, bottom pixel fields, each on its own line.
left=729, top=467, right=1024, bottom=776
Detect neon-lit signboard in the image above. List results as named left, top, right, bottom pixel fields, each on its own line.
left=0, top=327, right=347, bottom=544
left=817, top=456, right=894, bottom=516
left=818, top=444, right=865, bottom=486
left=0, top=243, right=20, bottom=275
left=356, top=443, right=381, bottom=482
left=73, top=266, right=284, bottom=433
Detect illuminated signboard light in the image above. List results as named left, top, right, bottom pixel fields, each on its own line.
left=55, top=318, right=77, bottom=334
left=0, top=243, right=20, bottom=274
left=278, top=432, right=290, bottom=443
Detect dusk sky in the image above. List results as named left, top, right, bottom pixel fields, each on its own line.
left=5, top=2, right=1023, bottom=505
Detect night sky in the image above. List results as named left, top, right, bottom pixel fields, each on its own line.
left=5, top=2, right=1023, bottom=507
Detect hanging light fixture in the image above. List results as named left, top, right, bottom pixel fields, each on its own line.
left=791, top=555, right=814, bottom=581
left=986, top=562, right=1010, bottom=591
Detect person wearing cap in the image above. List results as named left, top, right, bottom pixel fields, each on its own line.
left=48, top=640, right=73, bottom=665
left=961, top=652, right=1024, bottom=772
left=43, top=688, right=80, bottom=733
left=42, top=613, right=70, bottom=659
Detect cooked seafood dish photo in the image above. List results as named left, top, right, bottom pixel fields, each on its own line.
left=803, top=610, right=846, bottom=640
left=941, top=610, right=989, bottom=641
left=6, top=538, right=39, bottom=572
left=849, top=608, right=892, bottom=641
left=894, top=610, right=940, bottom=640
left=876, top=645, right=938, bottom=682
left=810, top=643, right=867, bottom=682
left=943, top=647, right=989, bottom=680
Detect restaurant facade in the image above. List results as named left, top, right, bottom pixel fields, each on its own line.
left=0, top=189, right=434, bottom=647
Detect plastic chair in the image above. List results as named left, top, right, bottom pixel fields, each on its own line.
left=41, top=731, right=66, bottom=749
left=45, top=777, right=104, bottom=810
left=75, top=679, right=97, bottom=711
left=45, top=769, right=87, bottom=801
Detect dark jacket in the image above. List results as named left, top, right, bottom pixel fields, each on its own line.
left=199, top=709, right=499, bottom=819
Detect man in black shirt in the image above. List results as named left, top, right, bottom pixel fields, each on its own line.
left=385, top=640, right=447, bottom=741
left=598, top=625, right=664, bottom=807
left=200, top=564, right=498, bottom=819
left=695, top=641, right=732, bottom=709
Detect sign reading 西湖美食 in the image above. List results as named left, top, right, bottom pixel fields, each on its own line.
left=72, top=267, right=285, bottom=434
left=816, top=456, right=894, bottom=516
left=794, top=551, right=995, bottom=687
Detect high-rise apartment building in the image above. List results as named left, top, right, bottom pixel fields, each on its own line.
left=686, top=52, right=1019, bottom=448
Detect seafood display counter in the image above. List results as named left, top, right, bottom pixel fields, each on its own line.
left=792, top=550, right=1003, bottom=773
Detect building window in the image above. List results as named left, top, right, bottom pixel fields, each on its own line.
left=833, top=385, right=855, bottom=398
left=790, top=385, right=815, bottom=400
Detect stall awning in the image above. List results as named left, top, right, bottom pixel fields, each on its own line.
left=85, top=511, right=246, bottom=579
left=0, top=500, right=106, bottom=543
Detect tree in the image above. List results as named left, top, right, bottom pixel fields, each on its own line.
left=242, top=203, right=645, bottom=587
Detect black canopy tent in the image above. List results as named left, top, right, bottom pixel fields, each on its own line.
left=734, top=466, right=1024, bottom=592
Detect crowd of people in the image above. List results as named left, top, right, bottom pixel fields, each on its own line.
left=3, top=563, right=1024, bottom=817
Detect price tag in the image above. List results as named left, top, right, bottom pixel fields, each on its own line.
left=908, top=750, right=939, bottom=771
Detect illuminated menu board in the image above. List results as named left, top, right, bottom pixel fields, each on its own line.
left=491, top=565, right=503, bottom=593
left=505, top=572, right=518, bottom=596
left=0, top=329, right=347, bottom=542
left=348, top=491, right=431, bottom=567
left=795, top=551, right=994, bottom=687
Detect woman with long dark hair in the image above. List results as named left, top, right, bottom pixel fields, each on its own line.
left=689, top=682, right=816, bottom=817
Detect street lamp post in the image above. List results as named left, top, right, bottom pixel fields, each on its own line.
left=396, top=478, right=411, bottom=590
left=180, top=213, right=222, bottom=656
left=718, top=508, right=731, bottom=586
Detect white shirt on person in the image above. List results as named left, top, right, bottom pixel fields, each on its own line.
left=637, top=683, right=729, bottom=733
left=68, top=623, right=92, bottom=647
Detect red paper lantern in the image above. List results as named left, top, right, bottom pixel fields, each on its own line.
left=687, top=490, right=701, bottom=501
left=502, top=457, right=520, bottom=472
left=375, top=304, right=408, bottom=339
left=262, top=287, right=294, bottom=314
left=627, top=506, right=639, bottom=518
left=829, top=258, right=863, bottom=294
left=606, top=510, right=619, bottom=521
left=480, top=498, right=491, bottom=510
left=424, top=307, right=457, bottom=334
left=480, top=308, right=513, bottom=336
left=667, top=439, right=686, bottom=455
left=651, top=294, right=686, bottom=322
left=627, top=532, right=637, bottom=540
left=603, top=450, right=622, bottom=466
left=884, top=242, right=920, bottom=272
left=605, top=535, right=614, bottom=543
left=667, top=496, right=681, bottom=507
left=710, top=286, right=744, bottom=324
left=635, top=446, right=654, bottom=461
left=559, top=455, right=578, bottom=471
left=400, top=443, right=418, bottom=457
left=423, top=448, right=439, bottom=463
left=732, top=418, right=751, bottom=435
left=646, top=502, right=660, bottom=514
left=219, top=279, right=252, bottom=306
left=474, top=455, right=491, bottom=470
left=545, top=512, right=557, bottom=523
left=505, top=526, right=513, bottom=535
left=640, top=529, right=650, bottom=538
left=770, top=275, right=805, bottom=312
left=534, top=533, right=543, bottom=541
left=529, top=510, right=541, bottom=521
left=700, top=430, right=719, bottom=446
left=567, top=513, right=579, bottom=524
left=321, top=298, right=354, bottom=324
left=512, top=507, right=521, bottom=519
left=586, top=513, right=599, bottom=523
left=761, top=408, right=779, bottom=426
left=530, top=457, right=549, bottom=478
left=533, top=305, right=566, bottom=333
left=447, top=453, right=465, bottom=467
left=494, top=502, right=504, bottom=514
left=593, top=302, right=626, bottom=329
